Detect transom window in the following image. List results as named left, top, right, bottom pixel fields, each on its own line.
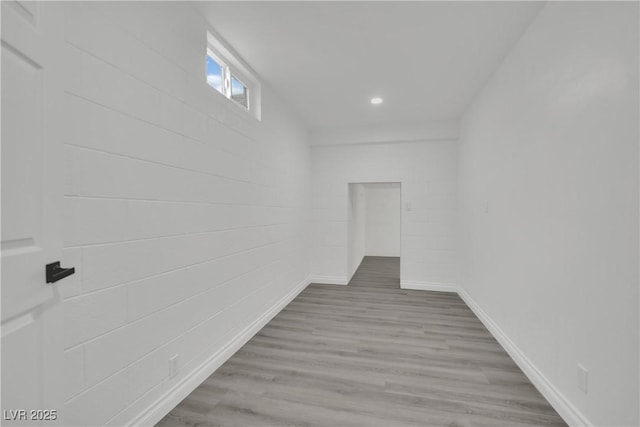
left=206, top=31, right=259, bottom=117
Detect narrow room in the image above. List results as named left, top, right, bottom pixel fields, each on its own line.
left=1, top=1, right=638, bottom=427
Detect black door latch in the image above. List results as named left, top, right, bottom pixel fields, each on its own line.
left=46, top=261, right=75, bottom=284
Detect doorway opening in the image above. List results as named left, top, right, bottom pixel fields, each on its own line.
left=347, top=182, right=401, bottom=286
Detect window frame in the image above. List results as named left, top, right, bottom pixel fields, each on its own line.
left=230, top=74, right=249, bottom=110
left=206, top=30, right=261, bottom=120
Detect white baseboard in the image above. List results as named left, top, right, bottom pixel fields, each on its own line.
left=457, top=288, right=592, bottom=427
left=310, top=275, right=348, bottom=285
left=347, top=255, right=364, bottom=283
left=399, top=282, right=591, bottom=426
left=400, top=280, right=458, bottom=293
left=129, top=273, right=590, bottom=427
left=128, top=275, right=312, bottom=427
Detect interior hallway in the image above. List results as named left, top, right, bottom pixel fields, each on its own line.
left=157, top=257, right=566, bottom=426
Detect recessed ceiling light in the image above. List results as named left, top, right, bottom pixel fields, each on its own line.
left=370, top=97, right=383, bottom=105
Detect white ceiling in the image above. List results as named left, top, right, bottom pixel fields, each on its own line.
left=198, top=1, right=544, bottom=131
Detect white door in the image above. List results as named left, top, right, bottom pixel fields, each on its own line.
left=2, top=1, right=65, bottom=424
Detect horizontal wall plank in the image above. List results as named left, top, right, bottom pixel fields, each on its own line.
left=81, top=225, right=284, bottom=293
left=64, top=286, right=127, bottom=349
left=65, top=2, right=190, bottom=107
left=83, top=259, right=282, bottom=388
left=65, top=44, right=163, bottom=127
left=64, top=346, right=84, bottom=401
left=63, top=197, right=290, bottom=246
left=65, top=145, right=252, bottom=205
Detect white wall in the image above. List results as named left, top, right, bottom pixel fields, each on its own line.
left=347, top=184, right=366, bottom=281
left=311, top=121, right=459, bottom=146
left=364, top=183, right=401, bottom=257
left=58, top=2, right=310, bottom=425
left=311, top=139, right=457, bottom=288
left=457, top=2, right=639, bottom=426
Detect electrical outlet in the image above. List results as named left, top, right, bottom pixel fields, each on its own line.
left=577, top=364, right=588, bottom=394
left=169, top=355, right=179, bottom=378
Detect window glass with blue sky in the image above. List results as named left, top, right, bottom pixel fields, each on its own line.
left=206, top=54, right=223, bottom=93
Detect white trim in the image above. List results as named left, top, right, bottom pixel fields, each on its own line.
left=127, top=275, right=312, bottom=427
left=457, top=288, right=592, bottom=427
left=400, top=280, right=458, bottom=293
left=398, top=282, right=591, bottom=426
left=347, top=255, right=364, bottom=283
left=309, top=275, right=349, bottom=285
left=310, top=120, right=459, bottom=147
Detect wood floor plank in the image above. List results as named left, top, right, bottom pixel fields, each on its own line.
left=157, top=256, right=566, bottom=427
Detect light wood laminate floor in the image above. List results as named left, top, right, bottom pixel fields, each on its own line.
left=157, top=256, right=566, bottom=427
